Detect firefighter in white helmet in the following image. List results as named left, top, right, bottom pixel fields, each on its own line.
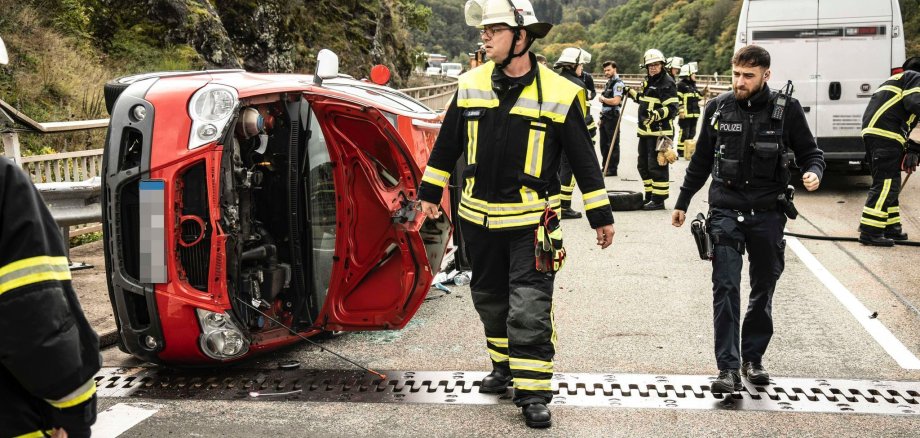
left=666, top=56, right=684, bottom=78
left=676, top=62, right=703, bottom=159
left=627, top=48, right=679, bottom=209
left=554, top=47, right=598, bottom=220
left=418, top=0, right=615, bottom=428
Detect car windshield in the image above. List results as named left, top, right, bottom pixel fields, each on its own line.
left=324, top=82, right=434, bottom=114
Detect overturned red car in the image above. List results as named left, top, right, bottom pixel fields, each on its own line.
left=101, top=52, right=452, bottom=365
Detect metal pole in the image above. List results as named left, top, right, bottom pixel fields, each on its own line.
left=1, top=132, right=22, bottom=166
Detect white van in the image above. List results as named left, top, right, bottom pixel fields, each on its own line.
left=735, top=0, right=906, bottom=164
left=441, top=63, right=463, bottom=78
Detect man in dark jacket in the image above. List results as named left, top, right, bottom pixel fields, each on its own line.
left=418, top=0, right=615, bottom=428
left=554, top=47, right=597, bottom=219
left=676, top=62, right=703, bottom=159
left=628, top=48, right=679, bottom=210
left=857, top=56, right=920, bottom=246
left=0, top=157, right=101, bottom=438
left=671, top=45, right=825, bottom=393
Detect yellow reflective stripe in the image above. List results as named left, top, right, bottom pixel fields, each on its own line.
left=582, top=189, right=608, bottom=210
left=510, top=98, right=569, bottom=123
left=860, top=217, right=888, bottom=229
left=867, top=89, right=904, bottom=133
left=465, top=119, right=478, bottom=197
left=488, top=348, right=509, bottom=362
left=487, top=337, right=509, bottom=348
left=14, top=430, right=55, bottom=438
left=862, top=206, right=887, bottom=218
left=876, top=84, right=902, bottom=94
left=47, top=379, right=96, bottom=409
left=889, top=206, right=900, bottom=213
left=887, top=216, right=902, bottom=225
left=874, top=179, right=892, bottom=211
left=0, top=256, right=71, bottom=296
left=513, top=378, right=552, bottom=391
left=652, top=181, right=669, bottom=187
left=662, top=97, right=679, bottom=106
left=461, top=194, right=561, bottom=216
left=862, top=127, right=907, bottom=145
left=509, top=357, right=553, bottom=371
left=639, top=96, right=660, bottom=104
left=652, top=188, right=670, bottom=195
left=421, top=166, right=451, bottom=188
left=525, top=126, right=545, bottom=177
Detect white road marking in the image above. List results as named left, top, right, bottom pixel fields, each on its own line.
left=786, top=236, right=920, bottom=369
left=92, top=403, right=160, bottom=438
left=623, top=114, right=639, bottom=124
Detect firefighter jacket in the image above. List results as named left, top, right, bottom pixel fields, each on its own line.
left=675, top=85, right=826, bottom=212
left=677, top=77, right=702, bottom=119
left=861, top=70, right=920, bottom=146
left=637, top=70, right=679, bottom=137
left=418, top=56, right=614, bottom=230
left=0, top=158, right=101, bottom=434
left=580, top=72, right=597, bottom=100
left=559, top=68, right=597, bottom=137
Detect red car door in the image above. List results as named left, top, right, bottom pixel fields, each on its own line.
left=305, top=93, right=434, bottom=331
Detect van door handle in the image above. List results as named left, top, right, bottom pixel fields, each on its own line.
left=802, top=106, right=811, bottom=112
left=829, top=82, right=842, bottom=100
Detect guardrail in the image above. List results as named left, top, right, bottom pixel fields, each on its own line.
left=400, top=80, right=458, bottom=111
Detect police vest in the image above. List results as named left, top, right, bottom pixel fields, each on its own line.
left=711, top=92, right=790, bottom=190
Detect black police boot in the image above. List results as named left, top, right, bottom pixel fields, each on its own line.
left=642, top=200, right=665, bottom=211
left=521, top=403, right=552, bottom=428
left=561, top=208, right=583, bottom=219
left=859, top=232, right=895, bottom=247
left=884, top=225, right=909, bottom=241
left=480, top=365, right=512, bottom=394
left=741, top=362, right=770, bottom=385
left=604, top=169, right=617, bottom=177
left=710, top=369, right=742, bottom=394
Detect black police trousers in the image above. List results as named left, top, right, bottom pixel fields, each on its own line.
left=599, top=112, right=620, bottom=174
left=460, top=219, right=556, bottom=407
left=637, top=136, right=669, bottom=201
left=678, top=118, right=698, bottom=157
left=859, top=137, right=902, bottom=234
left=709, top=207, right=787, bottom=370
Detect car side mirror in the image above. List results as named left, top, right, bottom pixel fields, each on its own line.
left=0, top=37, right=8, bottom=65
left=314, top=49, right=339, bottom=86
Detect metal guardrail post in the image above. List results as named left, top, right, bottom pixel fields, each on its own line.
left=1, top=131, right=22, bottom=166
left=37, top=179, right=102, bottom=270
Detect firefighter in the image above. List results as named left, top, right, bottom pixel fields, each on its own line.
left=418, top=0, right=615, bottom=428
left=666, top=56, right=684, bottom=79
left=672, top=45, right=825, bottom=393
left=1, top=157, right=101, bottom=437
left=676, top=62, right=703, bottom=159
left=857, top=56, right=920, bottom=246
left=554, top=47, right=597, bottom=219
left=627, top=48, right=679, bottom=210
left=598, top=60, right=625, bottom=176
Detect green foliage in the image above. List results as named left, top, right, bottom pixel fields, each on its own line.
left=70, top=231, right=102, bottom=248
left=902, top=0, right=920, bottom=56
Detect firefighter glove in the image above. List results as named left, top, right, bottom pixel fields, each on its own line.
left=903, top=150, right=919, bottom=174
left=52, top=393, right=97, bottom=438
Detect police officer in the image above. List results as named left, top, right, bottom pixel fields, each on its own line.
left=857, top=56, right=920, bottom=246
left=628, top=49, right=678, bottom=210
left=671, top=45, right=825, bottom=393
left=418, top=0, right=615, bottom=428
left=677, top=62, right=703, bottom=159
left=598, top=60, right=625, bottom=176
left=555, top=47, right=597, bottom=219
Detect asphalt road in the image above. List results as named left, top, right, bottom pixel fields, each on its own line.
left=74, top=99, right=920, bottom=437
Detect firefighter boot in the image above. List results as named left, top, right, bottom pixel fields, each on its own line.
left=642, top=200, right=665, bottom=211
left=741, top=362, right=770, bottom=385
left=522, top=403, right=552, bottom=428
left=710, top=369, right=742, bottom=394
left=884, top=224, right=909, bottom=241
left=480, top=364, right=512, bottom=393
left=859, top=232, right=895, bottom=247
left=561, top=208, right=583, bottom=219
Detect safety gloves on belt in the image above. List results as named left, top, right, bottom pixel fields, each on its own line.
left=903, top=140, right=920, bottom=174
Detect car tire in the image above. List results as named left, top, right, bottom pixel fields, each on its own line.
left=607, top=189, right=644, bottom=211
left=104, top=79, right=132, bottom=116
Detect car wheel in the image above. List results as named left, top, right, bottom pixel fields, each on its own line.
left=104, top=79, right=132, bottom=116
left=607, top=189, right=644, bottom=211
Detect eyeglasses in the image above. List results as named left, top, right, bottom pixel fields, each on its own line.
left=479, top=26, right=512, bottom=38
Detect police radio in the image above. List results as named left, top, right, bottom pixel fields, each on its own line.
left=771, top=80, right=794, bottom=121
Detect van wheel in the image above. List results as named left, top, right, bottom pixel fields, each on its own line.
left=608, top=190, right=644, bottom=211
left=103, top=79, right=132, bottom=116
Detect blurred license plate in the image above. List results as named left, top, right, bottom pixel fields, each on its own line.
left=139, top=180, right=166, bottom=283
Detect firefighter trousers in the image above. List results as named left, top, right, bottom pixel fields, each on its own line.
left=709, top=208, right=786, bottom=370
left=678, top=118, right=698, bottom=157
left=559, top=152, right=576, bottom=209
left=860, top=138, right=902, bottom=234
left=637, top=136, right=669, bottom=201
left=460, top=219, right=556, bottom=407
left=1, top=367, right=55, bottom=438
left=599, top=113, right=620, bottom=175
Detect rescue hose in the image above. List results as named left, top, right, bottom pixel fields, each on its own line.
left=782, top=231, right=920, bottom=247
left=235, top=297, right=387, bottom=380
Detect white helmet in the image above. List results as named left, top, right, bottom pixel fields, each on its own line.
left=666, top=56, right=684, bottom=70
left=0, top=37, right=7, bottom=65
left=465, top=0, right=553, bottom=38
left=554, top=47, right=590, bottom=67
left=642, top=49, right=665, bottom=66
left=679, top=62, right=699, bottom=77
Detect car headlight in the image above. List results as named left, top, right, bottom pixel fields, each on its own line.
left=196, top=308, right=250, bottom=360
left=188, top=84, right=238, bottom=150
